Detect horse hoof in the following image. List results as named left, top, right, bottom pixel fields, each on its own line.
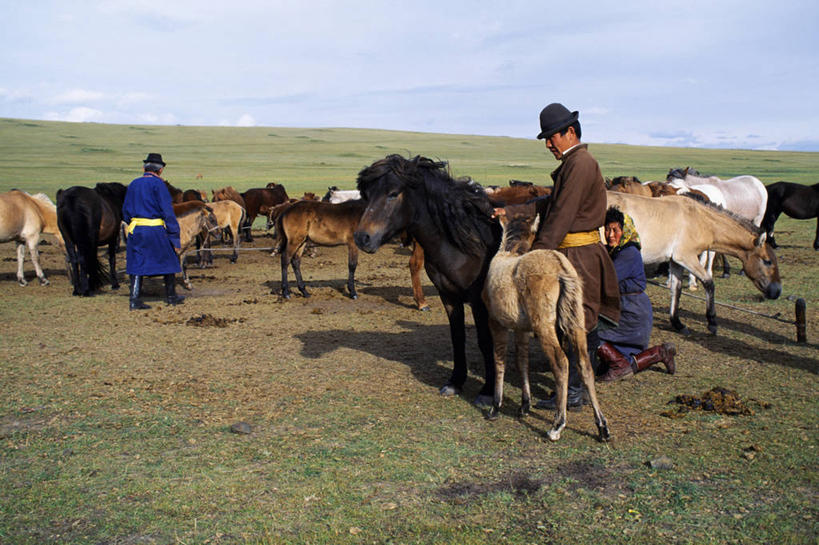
left=598, top=425, right=612, bottom=442
left=18, top=279, right=28, bottom=286
left=350, top=294, right=358, bottom=300
left=486, top=406, right=500, bottom=421
left=518, top=402, right=530, bottom=418
left=418, top=305, right=431, bottom=312
left=439, top=385, right=460, bottom=397
left=300, top=291, right=311, bottom=298
left=707, top=325, right=718, bottom=335
left=679, top=327, right=691, bottom=336
left=547, top=429, right=562, bottom=442
left=473, top=394, right=493, bottom=408
left=721, top=273, right=731, bottom=279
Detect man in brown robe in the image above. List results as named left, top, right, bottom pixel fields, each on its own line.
left=522, top=103, right=621, bottom=408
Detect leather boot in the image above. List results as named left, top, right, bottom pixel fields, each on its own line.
left=634, top=343, right=676, bottom=375
left=596, top=342, right=634, bottom=382
left=129, top=275, right=150, bottom=310
left=163, top=274, right=185, bottom=305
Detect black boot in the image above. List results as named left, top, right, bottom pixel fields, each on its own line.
left=164, top=274, right=185, bottom=305
left=129, top=275, right=150, bottom=310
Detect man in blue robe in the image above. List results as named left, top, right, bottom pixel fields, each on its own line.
left=123, top=153, right=184, bottom=310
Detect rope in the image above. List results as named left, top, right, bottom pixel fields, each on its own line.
left=646, top=278, right=796, bottom=325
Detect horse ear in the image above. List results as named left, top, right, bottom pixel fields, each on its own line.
left=531, top=214, right=541, bottom=234
left=756, top=232, right=767, bottom=247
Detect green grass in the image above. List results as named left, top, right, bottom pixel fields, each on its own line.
left=0, top=118, right=816, bottom=544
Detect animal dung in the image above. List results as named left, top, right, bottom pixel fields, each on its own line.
left=660, top=387, right=771, bottom=418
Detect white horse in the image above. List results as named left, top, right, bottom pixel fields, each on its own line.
left=322, top=186, right=361, bottom=203
left=667, top=167, right=767, bottom=226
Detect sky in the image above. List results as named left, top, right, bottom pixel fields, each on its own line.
left=1, top=0, right=818, bottom=151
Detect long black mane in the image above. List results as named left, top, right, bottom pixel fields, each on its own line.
left=357, top=154, right=499, bottom=256
left=681, top=192, right=762, bottom=235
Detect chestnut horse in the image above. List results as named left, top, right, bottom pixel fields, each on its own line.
left=483, top=211, right=609, bottom=442
left=762, top=181, right=819, bottom=250
left=276, top=199, right=366, bottom=299
left=57, top=182, right=127, bottom=296
left=607, top=192, right=781, bottom=334
left=354, top=155, right=501, bottom=405
left=0, top=190, right=64, bottom=286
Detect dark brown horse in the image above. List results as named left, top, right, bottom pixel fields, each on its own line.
left=164, top=180, right=184, bottom=203
left=56, top=182, right=128, bottom=296
left=241, top=185, right=290, bottom=241
left=277, top=199, right=366, bottom=299
left=354, top=155, right=501, bottom=405
left=762, top=182, right=819, bottom=249
left=182, top=189, right=207, bottom=202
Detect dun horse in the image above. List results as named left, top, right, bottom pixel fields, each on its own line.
left=483, top=212, right=609, bottom=442
left=354, top=154, right=501, bottom=405
left=277, top=199, right=366, bottom=299
left=0, top=190, right=64, bottom=286
left=171, top=201, right=219, bottom=290
left=607, top=192, right=781, bottom=334
left=198, top=199, right=245, bottom=266
left=761, top=181, right=819, bottom=249
left=57, top=182, right=128, bottom=296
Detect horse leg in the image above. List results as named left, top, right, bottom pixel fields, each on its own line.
left=409, top=241, right=429, bottom=310
left=107, top=240, right=119, bottom=290
left=471, top=299, right=496, bottom=406
left=571, top=327, right=610, bottom=442
left=346, top=242, right=358, bottom=299
left=280, top=242, right=292, bottom=298
left=761, top=206, right=781, bottom=248
left=15, top=242, right=28, bottom=286
left=514, top=330, right=531, bottom=417
left=534, top=325, right=568, bottom=442
left=814, top=217, right=819, bottom=251
left=668, top=262, right=689, bottom=335
left=486, top=318, right=508, bottom=421
left=439, top=295, right=467, bottom=396
left=292, top=244, right=310, bottom=297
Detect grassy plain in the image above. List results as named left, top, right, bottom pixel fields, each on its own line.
left=0, top=118, right=817, bottom=545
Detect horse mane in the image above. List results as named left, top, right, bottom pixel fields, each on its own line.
left=173, top=200, right=209, bottom=218
left=30, top=193, right=55, bottom=207
left=681, top=193, right=761, bottom=234
left=357, top=154, right=497, bottom=256
left=94, top=182, right=128, bottom=205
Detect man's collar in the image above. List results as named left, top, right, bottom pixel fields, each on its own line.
left=560, top=143, right=583, bottom=159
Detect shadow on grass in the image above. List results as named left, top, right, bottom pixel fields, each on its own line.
left=654, top=305, right=818, bottom=374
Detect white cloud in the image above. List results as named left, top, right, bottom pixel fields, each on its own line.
left=45, top=107, right=105, bottom=123
left=236, top=114, right=256, bottom=127
left=51, top=89, right=106, bottom=105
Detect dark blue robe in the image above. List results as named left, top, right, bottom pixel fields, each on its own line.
left=123, top=173, right=182, bottom=276
left=598, top=243, right=653, bottom=360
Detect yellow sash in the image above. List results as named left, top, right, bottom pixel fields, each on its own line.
left=558, top=230, right=602, bottom=249
left=126, top=217, right=165, bottom=235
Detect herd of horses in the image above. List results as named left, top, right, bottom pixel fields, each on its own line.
left=1, top=155, right=816, bottom=441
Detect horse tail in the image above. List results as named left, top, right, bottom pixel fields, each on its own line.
left=275, top=206, right=288, bottom=254
left=555, top=261, right=585, bottom=341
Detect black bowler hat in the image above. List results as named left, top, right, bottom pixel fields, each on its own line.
left=536, top=103, right=579, bottom=140
left=143, top=153, right=166, bottom=166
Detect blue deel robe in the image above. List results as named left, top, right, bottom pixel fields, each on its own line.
left=123, top=173, right=182, bottom=276
left=597, top=243, right=653, bottom=361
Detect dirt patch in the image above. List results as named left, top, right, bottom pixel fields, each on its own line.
left=661, top=387, right=772, bottom=418
left=437, top=471, right=548, bottom=504
left=0, top=409, right=60, bottom=439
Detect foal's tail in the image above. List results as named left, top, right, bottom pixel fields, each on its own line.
left=555, top=261, right=586, bottom=340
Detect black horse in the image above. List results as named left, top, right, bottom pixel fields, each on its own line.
left=57, top=182, right=128, bottom=296
left=762, top=181, right=819, bottom=250
left=354, top=154, right=501, bottom=405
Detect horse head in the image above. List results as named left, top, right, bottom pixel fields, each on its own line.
left=498, top=212, right=540, bottom=255
left=742, top=232, right=782, bottom=299
left=354, top=155, right=419, bottom=253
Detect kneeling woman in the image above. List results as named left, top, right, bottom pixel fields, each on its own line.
left=597, top=207, right=676, bottom=381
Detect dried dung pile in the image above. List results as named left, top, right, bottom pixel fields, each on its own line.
left=661, top=386, right=771, bottom=418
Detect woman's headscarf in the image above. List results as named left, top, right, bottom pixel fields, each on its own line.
left=610, top=212, right=641, bottom=255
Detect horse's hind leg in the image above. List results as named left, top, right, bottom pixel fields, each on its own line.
left=486, top=318, right=508, bottom=421
left=107, top=241, right=119, bottom=290
left=292, top=244, right=310, bottom=297
left=571, top=328, right=610, bottom=442
left=15, top=242, right=28, bottom=286
left=514, top=330, right=532, bottom=417
left=814, top=217, right=819, bottom=251
left=668, top=263, right=689, bottom=334
left=346, top=242, right=358, bottom=299
left=535, top=325, right=568, bottom=442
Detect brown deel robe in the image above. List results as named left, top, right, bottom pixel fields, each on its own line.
left=509, top=144, right=620, bottom=330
